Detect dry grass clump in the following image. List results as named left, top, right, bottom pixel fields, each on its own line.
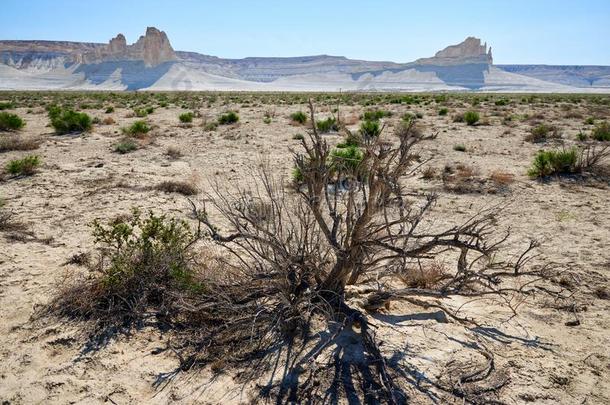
left=443, top=164, right=512, bottom=194
left=102, top=117, right=115, bottom=125
left=421, top=166, right=437, bottom=180
left=0, top=208, right=27, bottom=232
left=489, top=171, right=515, bottom=186
left=397, top=261, right=448, bottom=289
left=154, top=180, right=198, bottom=195
left=165, top=146, right=183, bottom=159
left=0, top=135, right=41, bottom=152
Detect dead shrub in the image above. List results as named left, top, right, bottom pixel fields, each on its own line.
left=102, top=117, right=115, bottom=125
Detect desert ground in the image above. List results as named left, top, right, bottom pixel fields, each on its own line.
left=0, top=91, right=609, bottom=404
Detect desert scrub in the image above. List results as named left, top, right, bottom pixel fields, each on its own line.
left=290, top=111, right=307, bottom=124
left=291, top=167, right=304, bottom=184
left=362, top=109, right=391, bottom=121
left=0, top=112, right=25, bottom=131
left=463, top=111, right=480, bottom=126
left=114, top=138, right=138, bottom=154
left=525, top=124, right=560, bottom=143
left=218, top=111, right=239, bottom=125
left=105, top=106, right=115, bottom=114
left=359, top=120, right=381, bottom=138
left=316, top=117, right=338, bottom=133
left=48, top=209, right=204, bottom=337
left=453, top=144, right=467, bottom=152
left=527, top=149, right=578, bottom=178
left=0, top=102, right=15, bottom=110
left=122, top=120, right=150, bottom=137
left=154, top=180, right=198, bottom=196
left=165, top=146, right=183, bottom=159
left=5, top=155, right=41, bottom=176
left=203, top=122, right=218, bottom=131
left=592, top=122, right=610, bottom=141
left=438, top=107, right=448, bottom=116
left=179, top=112, right=194, bottom=123
left=48, top=107, right=92, bottom=134
left=133, top=107, right=152, bottom=117
left=330, top=145, right=364, bottom=174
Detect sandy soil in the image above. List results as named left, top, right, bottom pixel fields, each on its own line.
left=0, top=93, right=609, bottom=404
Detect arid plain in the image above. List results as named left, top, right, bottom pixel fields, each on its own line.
left=0, top=92, right=609, bottom=404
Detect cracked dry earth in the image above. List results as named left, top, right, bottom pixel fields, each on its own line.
left=0, top=95, right=609, bottom=404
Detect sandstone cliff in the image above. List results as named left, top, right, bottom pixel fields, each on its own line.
left=415, top=37, right=493, bottom=65
left=82, top=27, right=176, bottom=66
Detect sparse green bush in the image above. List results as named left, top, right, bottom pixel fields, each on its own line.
left=0, top=102, right=15, bottom=110
left=0, top=112, right=25, bottom=131
left=402, top=112, right=416, bottom=122
left=527, top=149, right=578, bottom=178
left=179, top=112, right=194, bottom=123
left=5, top=155, right=40, bottom=176
left=105, top=106, right=115, bottom=114
left=438, top=108, right=448, bottom=116
left=134, top=108, right=148, bottom=117
left=526, top=124, right=560, bottom=143
left=114, top=138, right=138, bottom=154
left=49, top=209, right=202, bottom=335
left=290, top=111, right=308, bottom=124
left=316, top=117, right=338, bottom=133
left=218, top=111, right=239, bottom=125
left=292, top=133, right=304, bottom=141
left=464, top=111, right=480, bottom=126
left=359, top=120, right=381, bottom=138
left=453, top=144, right=467, bottom=152
left=204, top=122, right=218, bottom=131
left=494, top=99, right=509, bottom=106
left=584, top=117, right=595, bottom=125
left=122, top=120, right=150, bottom=137
left=292, top=167, right=304, bottom=184
left=49, top=108, right=92, bottom=134
left=592, top=122, right=610, bottom=141
left=362, top=109, right=391, bottom=121
left=330, top=145, right=363, bottom=174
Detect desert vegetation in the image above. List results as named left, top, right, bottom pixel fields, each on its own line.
left=0, top=91, right=609, bottom=404
left=48, top=106, right=92, bottom=134
left=0, top=111, right=25, bottom=131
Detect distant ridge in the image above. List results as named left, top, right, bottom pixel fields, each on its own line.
left=1, top=28, right=609, bottom=92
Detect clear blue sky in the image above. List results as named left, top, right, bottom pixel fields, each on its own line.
left=1, top=0, right=609, bottom=65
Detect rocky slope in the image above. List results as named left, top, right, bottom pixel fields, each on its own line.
left=0, top=29, right=608, bottom=92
